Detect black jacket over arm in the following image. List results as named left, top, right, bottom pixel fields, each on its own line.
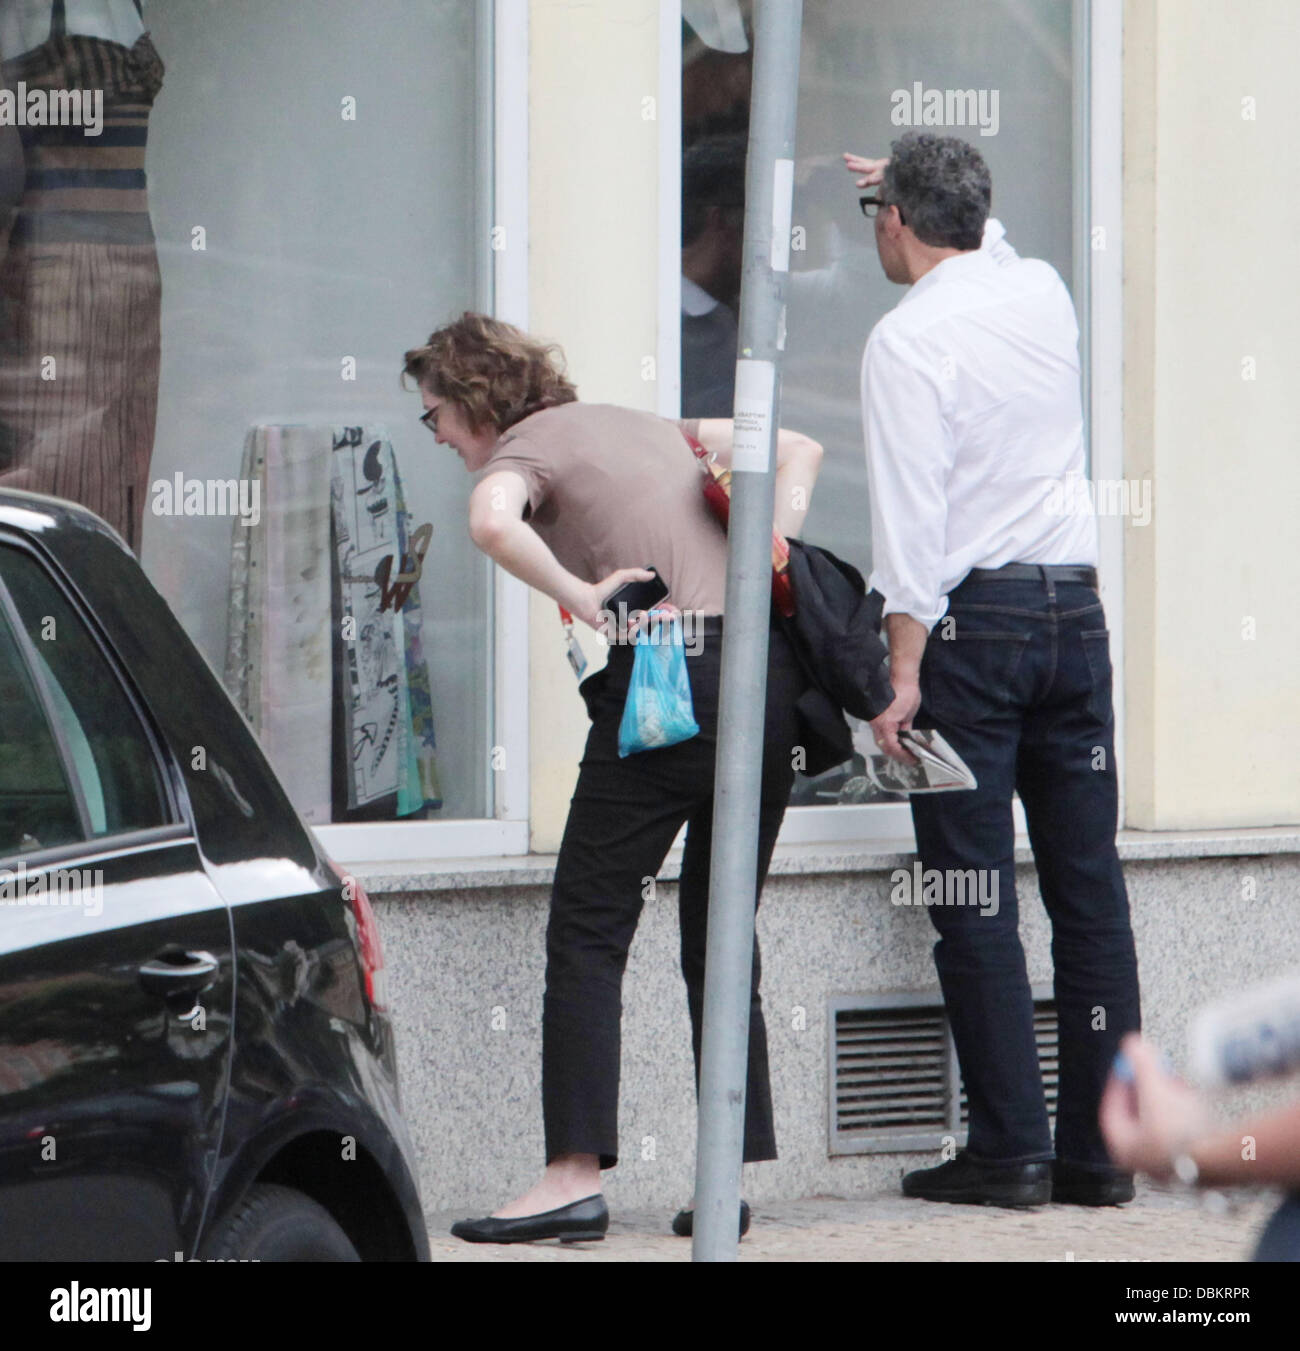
left=779, top=538, right=895, bottom=779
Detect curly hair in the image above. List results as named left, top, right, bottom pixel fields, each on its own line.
left=402, top=313, right=578, bottom=434
left=882, top=132, right=991, bottom=251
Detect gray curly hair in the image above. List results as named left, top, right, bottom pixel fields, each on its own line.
left=881, top=132, right=991, bottom=251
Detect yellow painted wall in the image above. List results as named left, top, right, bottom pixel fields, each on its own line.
left=1123, top=0, right=1300, bottom=827
left=526, top=0, right=662, bottom=851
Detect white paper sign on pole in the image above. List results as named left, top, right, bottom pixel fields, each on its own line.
left=730, top=357, right=775, bottom=473
left=770, top=158, right=794, bottom=272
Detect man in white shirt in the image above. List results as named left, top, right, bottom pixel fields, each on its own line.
left=856, top=134, right=1141, bottom=1208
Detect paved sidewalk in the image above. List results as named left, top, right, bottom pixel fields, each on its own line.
left=427, top=1182, right=1280, bottom=1262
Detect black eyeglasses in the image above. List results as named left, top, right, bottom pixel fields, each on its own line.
left=419, top=406, right=439, bottom=436
left=860, top=194, right=905, bottom=225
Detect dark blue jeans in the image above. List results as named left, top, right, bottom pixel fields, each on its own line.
left=910, top=572, right=1142, bottom=1169
left=1254, top=1193, right=1300, bottom=1261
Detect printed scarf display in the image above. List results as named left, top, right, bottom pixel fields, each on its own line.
left=331, top=429, right=441, bottom=814
left=226, top=424, right=441, bottom=821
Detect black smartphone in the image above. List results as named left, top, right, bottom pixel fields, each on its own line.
left=602, top=566, right=668, bottom=616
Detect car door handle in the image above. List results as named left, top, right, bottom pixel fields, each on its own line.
left=138, top=949, right=220, bottom=998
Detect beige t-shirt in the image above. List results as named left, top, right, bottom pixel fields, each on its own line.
left=480, top=403, right=726, bottom=613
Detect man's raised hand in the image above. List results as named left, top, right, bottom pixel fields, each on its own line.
left=843, top=152, right=889, bottom=189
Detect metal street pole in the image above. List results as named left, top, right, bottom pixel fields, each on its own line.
left=692, top=0, right=802, bottom=1263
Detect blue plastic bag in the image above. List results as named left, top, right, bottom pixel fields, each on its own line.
left=617, top=612, right=700, bottom=757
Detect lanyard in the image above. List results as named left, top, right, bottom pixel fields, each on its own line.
left=557, top=605, right=588, bottom=681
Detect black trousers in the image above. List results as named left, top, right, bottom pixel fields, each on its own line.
left=542, top=617, right=804, bottom=1170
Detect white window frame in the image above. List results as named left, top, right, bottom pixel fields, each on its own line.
left=659, top=0, right=1124, bottom=849
left=1087, top=0, right=1126, bottom=829
left=315, top=0, right=530, bottom=864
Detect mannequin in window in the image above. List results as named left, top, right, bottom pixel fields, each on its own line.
left=1, top=0, right=144, bottom=54
left=0, top=0, right=164, bottom=552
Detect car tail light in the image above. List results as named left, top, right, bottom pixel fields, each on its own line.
left=325, top=858, right=388, bottom=1011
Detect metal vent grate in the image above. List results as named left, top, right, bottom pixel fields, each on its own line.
left=830, top=989, right=1057, bottom=1155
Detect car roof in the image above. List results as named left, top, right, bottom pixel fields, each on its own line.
left=0, top=488, right=132, bottom=554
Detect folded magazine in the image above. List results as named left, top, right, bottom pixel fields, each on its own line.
left=863, top=728, right=978, bottom=795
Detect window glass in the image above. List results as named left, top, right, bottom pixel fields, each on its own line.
left=0, top=594, right=82, bottom=859
left=682, top=0, right=1078, bottom=804
left=0, top=1, right=491, bottom=827
left=0, top=546, right=169, bottom=840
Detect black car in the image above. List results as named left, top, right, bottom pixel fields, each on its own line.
left=0, top=489, right=428, bottom=1261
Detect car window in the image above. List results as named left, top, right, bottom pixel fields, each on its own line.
left=0, top=598, right=85, bottom=858
left=0, top=545, right=170, bottom=844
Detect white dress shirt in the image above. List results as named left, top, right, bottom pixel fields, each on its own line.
left=681, top=275, right=722, bottom=317
left=980, top=216, right=1020, bottom=267
left=860, top=233, right=1095, bottom=631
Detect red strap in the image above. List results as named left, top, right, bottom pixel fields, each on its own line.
left=681, top=429, right=795, bottom=618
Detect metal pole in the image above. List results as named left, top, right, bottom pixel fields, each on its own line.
left=692, top=0, right=802, bottom=1263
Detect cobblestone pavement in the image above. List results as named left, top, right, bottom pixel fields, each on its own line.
left=427, top=1182, right=1282, bottom=1262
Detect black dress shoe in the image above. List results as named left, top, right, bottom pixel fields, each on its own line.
left=450, top=1193, right=608, bottom=1244
left=902, top=1151, right=1052, bottom=1207
left=671, top=1200, right=751, bottom=1238
left=1052, top=1161, right=1136, bottom=1206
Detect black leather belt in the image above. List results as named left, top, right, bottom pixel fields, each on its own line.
left=962, top=563, right=1098, bottom=587
left=673, top=612, right=724, bottom=635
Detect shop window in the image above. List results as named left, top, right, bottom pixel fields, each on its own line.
left=682, top=0, right=1081, bottom=809
left=0, top=2, right=492, bottom=830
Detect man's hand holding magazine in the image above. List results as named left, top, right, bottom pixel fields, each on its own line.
left=869, top=612, right=927, bottom=764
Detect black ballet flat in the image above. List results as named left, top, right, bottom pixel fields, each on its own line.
left=671, top=1199, right=751, bottom=1238
left=450, top=1193, right=608, bottom=1244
